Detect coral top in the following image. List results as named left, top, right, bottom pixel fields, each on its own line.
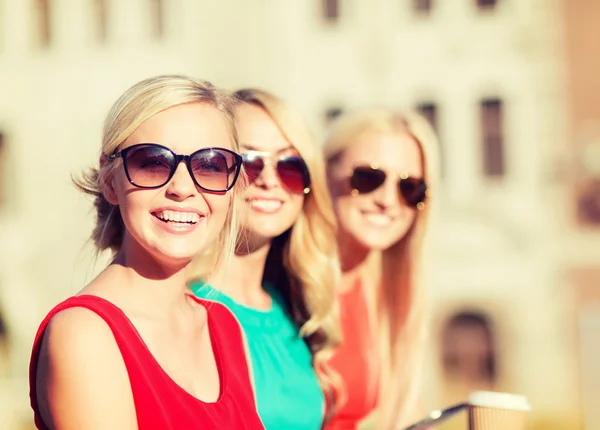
left=29, top=294, right=264, bottom=430
left=325, top=278, right=379, bottom=430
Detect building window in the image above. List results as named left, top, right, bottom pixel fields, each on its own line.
left=416, top=102, right=443, bottom=175
left=480, top=98, right=505, bottom=177
left=149, top=0, right=164, bottom=39
left=416, top=102, right=438, bottom=132
left=413, top=0, right=433, bottom=15
left=35, top=0, right=52, bottom=49
left=322, top=0, right=340, bottom=23
left=93, top=0, right=108, bottom=43
left=441, top=311, right=498, bottom=395
left=0, top=307, right=8, bottom=378
left=476, top=0, right=497, bottom=10
left=325, top=106, right=343, bottom=125
left=577, top=180, right=600, bottom=226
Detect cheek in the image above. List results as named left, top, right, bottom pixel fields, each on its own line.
left=240, top=185, right=253, bottom=201
left=206, top=194, right=232, bottom=222
left=116, top=187, right=150, bottom=220
left=333, top=196, right=362, bottom=229
left=288, top=195, right=304, bottom=218
left=335, top=193, right=362, bottom=216
left=390, top=217, right=415, bottom=243
left=114, top=189, right=155, bottom=245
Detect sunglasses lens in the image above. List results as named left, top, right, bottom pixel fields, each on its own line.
left=191, top=149, right=240, bottom=192
left=277, top=157, right=309, bottom=194
left=350, top=167, right=386, bottom=194
left=242, top=154, right=265, bottom=183
left=124, top=145, right=174, bottom=187
left=399, top=177, right=427, bottom=207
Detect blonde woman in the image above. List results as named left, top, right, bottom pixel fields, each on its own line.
left=29, top=75, right=264, bottom=430
left=190, top=88, right=340, bottom=430
left=323, top=109, right=439, bottom=430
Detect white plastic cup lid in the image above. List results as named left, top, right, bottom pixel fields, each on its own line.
left=468, top=391, right=531, bottom=412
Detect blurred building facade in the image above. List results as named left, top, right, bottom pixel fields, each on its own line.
left=0, top=1, right=596, bottom=429
left=560, top=1, right=600, bottom=430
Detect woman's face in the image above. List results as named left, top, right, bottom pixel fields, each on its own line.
left=106, top=103, right=236, bottom=266
left=235, top=103, right=305, bottom=248
left=327, top=129, right=424, bottom=251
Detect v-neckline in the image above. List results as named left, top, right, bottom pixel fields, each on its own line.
left=78, top=294, right=227, bottom=405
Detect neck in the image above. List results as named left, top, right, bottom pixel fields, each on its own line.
left=110, top=236, right=194, bottom=319
left=338, top=231, right=371, bottom=290
left=337, top=232, right=379, bottom=342
left=211, top=236, right=272, bottom=309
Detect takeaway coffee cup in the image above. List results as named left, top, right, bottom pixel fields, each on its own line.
left=467, top=391, right=531, bottom=430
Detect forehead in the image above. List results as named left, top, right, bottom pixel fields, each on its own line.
left=124, top=103, right=233, bottom=152
left=340, top=130, right=423, bottom=176
left=235, top=103, right=294, bottom=153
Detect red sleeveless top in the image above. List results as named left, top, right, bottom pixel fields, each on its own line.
left=29, top=294, right=265, bottom=430
left=325, top=279, right=379, bottom=430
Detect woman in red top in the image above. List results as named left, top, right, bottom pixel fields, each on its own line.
left=29, top=75, right=264, bottom=430
left=323, top=109, right=440, bottom=430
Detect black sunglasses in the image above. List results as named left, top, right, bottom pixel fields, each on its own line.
left=242, top=151, right=311, bottom=194
left=109, top=143, right=243, bottom=192
left=349, top=165, right=428, bottom=209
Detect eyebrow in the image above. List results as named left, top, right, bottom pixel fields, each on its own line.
left=240, top=143, right=295, bottom=154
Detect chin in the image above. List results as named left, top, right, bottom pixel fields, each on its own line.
left=353, top=232, right=398, bottom=252
left=362, top=239, right=395, bottom=251
left=247, top=223, right=292, bottom=240
left=156, top=250, right=197, bottom=266
left=147, top=241, right=202, bottom=264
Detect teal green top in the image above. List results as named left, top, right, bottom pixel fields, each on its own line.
left=190, top=282, right=324, bottom=430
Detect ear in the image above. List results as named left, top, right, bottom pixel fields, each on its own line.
left=99, top=154, right=119, bottom=206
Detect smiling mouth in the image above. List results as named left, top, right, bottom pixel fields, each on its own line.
left=362, top=212, right=394, bottom=227
left=248, top=199, right=283, bottom=213
left=153, top=210, right=200, bottom=225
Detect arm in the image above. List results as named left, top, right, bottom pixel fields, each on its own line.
left=35, top=308, right=137, bottom=430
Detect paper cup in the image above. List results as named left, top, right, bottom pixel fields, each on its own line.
left=467, top=391, right=531, bottom=430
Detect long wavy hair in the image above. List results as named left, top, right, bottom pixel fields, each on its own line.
left=234, top=88, right=342, bottom=415
left=74, top=74, right=243, bottom=277
left=323, top=108, right=440, bottom=429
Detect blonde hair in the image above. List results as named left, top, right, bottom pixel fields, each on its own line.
left=324, top=108, right=440, bottom=429
left=75, top=74, right=242, bottom=276
left=234, top=88, right=342, bottom=414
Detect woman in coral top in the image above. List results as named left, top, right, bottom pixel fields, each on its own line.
left=323, top=109, right=440, bottom=430
left=29, top=75, right=264, bottom=430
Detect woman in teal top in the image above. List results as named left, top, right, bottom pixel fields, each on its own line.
left=189, top=89, right=341, bottom=429
left=193, top=283, right=323, bottom=429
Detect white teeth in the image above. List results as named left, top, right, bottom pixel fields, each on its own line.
left=250, top=200, right=283, bottom=211
left=155, top=210, right=200, bottom=224
left=364, top=213, right=392, bottom=226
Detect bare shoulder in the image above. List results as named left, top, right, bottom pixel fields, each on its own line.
left=35, top=307, right=137, bottom=430
left=41, top=306, right=120, bottom=360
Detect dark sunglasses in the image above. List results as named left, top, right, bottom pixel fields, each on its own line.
left=350, top=165, right=428, bottom=209
left=109, top=143, right=242, bottom=192
left=242, top=150, right=311, bottom=194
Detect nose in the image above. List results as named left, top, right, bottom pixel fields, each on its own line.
left=165, top=162, right=197, bottom=200
left=254, top=163, right=280, bottom=189
left=372, top=177, right=398, bottom=209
